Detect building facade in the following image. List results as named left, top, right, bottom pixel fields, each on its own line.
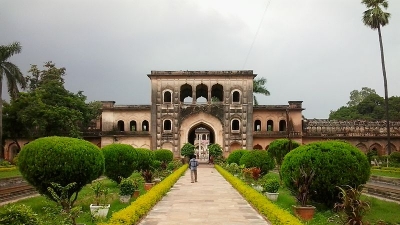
left=4, top=70, right=400, bottom=160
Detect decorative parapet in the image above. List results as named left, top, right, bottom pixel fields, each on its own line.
left=253, top=131, right=302, bottom=138
left=303, top=119, right=400, bottom=137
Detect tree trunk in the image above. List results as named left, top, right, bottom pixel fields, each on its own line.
left=378, top=26, right=391, bottom=155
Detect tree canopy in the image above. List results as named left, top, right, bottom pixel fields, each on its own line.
left=3, top=62, right=101, bottom=142
left=0, top=42, right=26, bottom=158
left=253, top=77, right=270, bottom=106
left=329, top=88, right=400, bottom=120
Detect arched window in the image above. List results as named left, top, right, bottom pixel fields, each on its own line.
left=267, top=120, right=274, bottom=131
left=196, top=84, right=208, bottom=103
left=279, top=120, right=286, bottom=131
left=232, top=91, right=240, bottom=103
left=180, top=84, right=193, bottom=103
left=142, top=120, right=149, bottom=131
left=163, top=120, right=172, bottom=132
left=254, top=120, right=261, bottom=131
left=130, top=120, right=137, bottom=131
left=117, top=120, right=124, bottom=131
left=211, top=84, right=223, bottom=102
left=231, top=119, right=240, bottom=132
left=163, top=91, right=172, bottom=103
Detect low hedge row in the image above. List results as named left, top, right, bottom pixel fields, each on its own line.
left=0, top=167, right=17, bottom=172
left=215, top=165, right=303, bottom=225
left=372, top=166, right=400, bottom=171
left=100, top=164, right=188, bottom=225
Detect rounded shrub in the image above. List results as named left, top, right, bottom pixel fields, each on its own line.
left=180, top=143, right=195, bottom=158
left=102, top=143, right=136, bottom=183
left=208, top=143, right=223, bottom=158
left=281, top=140, right=371, bottom=207
left=0, top=204, right=40, bottom=225
left=268, top=138, right=300, bottom=166
left=133, top=148, right=155, bottom=171
left=389, top=151, right=400, bottom=167
left=239, top=150, right=275, bottom=174
left=227, top=149, right=247, bottom=165
left=18, top=136, right=104, bottom=200
left=154, top=149, right=173, bottom=163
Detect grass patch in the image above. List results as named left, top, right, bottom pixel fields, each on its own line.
left=371, top=169, right=400, bottom=179
left=0, top=168, right=21, bottom=179
left=0, top=175, right=147, bottom=225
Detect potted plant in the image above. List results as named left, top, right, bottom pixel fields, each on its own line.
left=292, top=167, right=316, bottom=221
left=141, top=169, right=154, bottom=191
left=131, top=176, right=144, bottom=198
left=262, top=178, right=280, bottom=201
left=119, top=178, right=135, bottom=203
left=89, top=181, right=110, bottom=218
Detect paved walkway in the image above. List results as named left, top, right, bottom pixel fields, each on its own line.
left=139, top=164, right=270, bottom=225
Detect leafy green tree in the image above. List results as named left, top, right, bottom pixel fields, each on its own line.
left=18, top=137, right=104, bottom=208
left=347, top=87, right=376, bottom=107
left=253, top=77, right=270, bottom=106
left=208, top=143, right=223, bottom=158
left=180, top=143, right=195, bottom=158
left=0, top=42, right=26, bottom=158
left=362, top=0, right=391, bottom=154
left=267, top=138, right=300, bottom=181
left=2, top=62, right=101, bottom=144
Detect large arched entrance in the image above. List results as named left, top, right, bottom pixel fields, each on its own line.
left=179, top=112, right=224, bottom=160
left=188, top=124, right=215, bottom=163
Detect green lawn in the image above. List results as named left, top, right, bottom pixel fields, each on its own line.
left=0, top=174, right=146, bottom=225
left=266, top=172, right=400, bottom=224
left=0, top=168, right=21, bottom=179
left=371, top=169, right=400, bottom=179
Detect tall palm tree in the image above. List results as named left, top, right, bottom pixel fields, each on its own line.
left=253, top=77, right=270, bottom=106
left=0, top=42, right=26, bottom=158
left=362, top=0, right=391, bottom=154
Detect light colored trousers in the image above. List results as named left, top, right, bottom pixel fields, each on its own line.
left=191, top=169, right=197, bottom=182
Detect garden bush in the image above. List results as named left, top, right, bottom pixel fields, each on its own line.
left=267, top=138, right=300, bottom=167
left=208, top=143, right=223, bottom=158
left=133, top=148, right=155, bottom=171
left=180, top=143, right=195, bottom=158
left=0, top=204, right=40, bottom=225
left=154, top=149, right=173, bottom=163
left=239, top=150, right=275, bottom=174
left=281, top=140, right=371, bottom=207
left=389, top=151, right=400, bottom=167
left=17, top=136, right=104, bottom=203
left=226, top=149, right=247, bottom=165
left=102, top=143, right=136, bottom=183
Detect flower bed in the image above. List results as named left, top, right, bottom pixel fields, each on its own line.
left=99, top=164, right=188, bottom=225
left=215, top=165, right=303, bottom=225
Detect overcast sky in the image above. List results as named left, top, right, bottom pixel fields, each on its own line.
left=2, top=0, right=399, bottom=119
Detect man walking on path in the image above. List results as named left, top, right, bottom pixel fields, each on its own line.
left=189, top=154, right=198, bottom=183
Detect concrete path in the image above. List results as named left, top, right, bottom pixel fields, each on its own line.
left=138, top=164, right=271, bottom=225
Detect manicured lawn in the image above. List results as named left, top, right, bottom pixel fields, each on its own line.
left=0, top=174, right=146, bottom=225
left=0, top=168, right=21, bottom=179
left=266, top=172, right=400, bottom=224
left=371, top=169, right=400, bottom=179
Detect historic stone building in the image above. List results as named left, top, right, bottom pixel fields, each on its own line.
left=3, top=70, right=400, bottom=160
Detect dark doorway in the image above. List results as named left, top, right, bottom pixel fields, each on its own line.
left=187, top=123, right=215, bottom=145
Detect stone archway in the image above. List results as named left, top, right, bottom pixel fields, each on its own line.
left=179, top=112, right=223, bottom=158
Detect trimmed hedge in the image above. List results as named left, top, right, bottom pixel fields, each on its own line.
left=226, top=149, right=247, bottom=165
left=102, top=143, right=136, bottom=183
left=100, top=164, right=188, bottom=225
left=215, top=165, right=302, bottom=225
left=132, top=148, right=155, bottom=171
left=239, top=150, right=275, bottom=174
left=281, top=140, right=370, bottom=207
left=18, top=136, right=104, bottom=200
left=154, top=149, right=173, bottom=163
left=267, top=138, right=300, bottom=166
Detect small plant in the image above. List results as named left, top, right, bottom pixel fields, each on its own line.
left=293, top=167, right=315, bottom=206
left=263, top=178, right=280, bottom=193
left=141, top=169, right=153, bottom=183
left=91, top=181, right=109, bottom=205
left=119, top=178, right=135, bottom=196
left=0, top=204, right=40, bottom=225
left=330, top=185, right=370, bottom=224
left=131, top=176, right=144, bottom=190
left=251, top=167, right=262, bottom=180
